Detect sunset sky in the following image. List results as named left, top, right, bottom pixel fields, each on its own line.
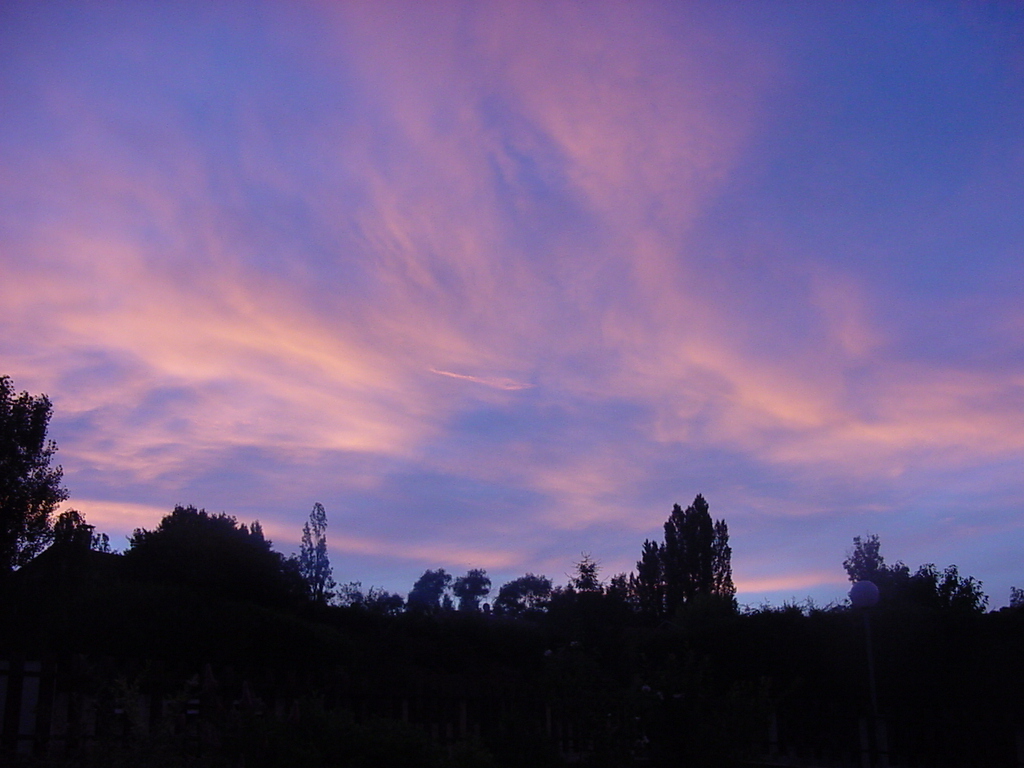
left=3, top=2, right=1023, bottom=607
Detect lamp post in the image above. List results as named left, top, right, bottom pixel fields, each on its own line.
left=850, top=580, right=887, bottom=768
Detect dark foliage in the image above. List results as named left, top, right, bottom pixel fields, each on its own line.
left=4, top=537, right=1021, bottom=767
left=662, top=494, right=735, bottom=609
left=124, top=504, right=307, bottom=609
left=630, top=495, right=735, bottom=619
left=0, top=383, right=1014, bottom=767
left=0, top=375, right=68, bottom=572
left=299, top=501, right=335, bottom=603
left=632, top=538, right=665, bottom=617
left=407, top=567, right=453, bottom=612
left=52, top=507, right=111, bottom=552
left=567, top=553, right=602, bottom=593
left=844, top=534, right=988, bottom=613
left=453, top=568, right=491, bottom=612
left=494, top=573, right=552, bottom=616
left=336, top=581, right=406, bottom=614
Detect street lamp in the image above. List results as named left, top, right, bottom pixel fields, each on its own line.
left=849, top=580, right=879, bottom=611
left=850, top=580, right=887, bottom=767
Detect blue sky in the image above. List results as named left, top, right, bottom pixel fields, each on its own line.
left=2, top=1, right=1023, bottom=606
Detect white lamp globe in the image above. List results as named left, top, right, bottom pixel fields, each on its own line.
left=849, top=580, right=880, bottom=609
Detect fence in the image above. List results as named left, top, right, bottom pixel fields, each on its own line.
left=0, top=655, right=611, bottom=763
left=3, top=656, right=1022, bottom=766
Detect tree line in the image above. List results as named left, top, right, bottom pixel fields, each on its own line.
left=3, top=373, right=1022, bottom=767
left=0, top=373, right=1013, bottom=616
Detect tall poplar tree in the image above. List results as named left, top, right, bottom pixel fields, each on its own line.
left=632, top=538, right=666, bottom=616
left=712, top=519, right=735, bottom=599
left=642, top=494, right=735, bottom=614
left=299, top=502, right=335, bottom=603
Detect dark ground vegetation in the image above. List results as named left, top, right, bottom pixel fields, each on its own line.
left=1, top=375, right=1022, bottom=766
left=2, top=526, right=1021, bottom=767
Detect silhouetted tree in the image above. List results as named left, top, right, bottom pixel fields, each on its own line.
left=605, top=572, right=632, bottom=604
left=52, top=508, right=111, bottom=552
left=125, top=505, right=306, bottom=608
left=569, top=552, right=602, bottom=592
left=662, top=495, right=734, bottom=610
left=452, top=568, right=491, bottom=611
left=335, top=580, right=365, bottom=607
left=364, top=585, right=405, bottom=615
left=1, top=375, right=68, bottom=571
left=632, top=538, right=666, bottom=617
left=843, top=534, right=987, bottom=612
left=299, top=502, right=334, bottom=603
left=712, top=518, right=735, bottom=598
left=843, top=533, right=887, bottom=583
left=336, top=580, right=405, bottom=614
left=494, top=573, right=552, bottom=616
left=407, top=568, right=452, bottom=612
left=843, top=533, right=915, bottom=602
left=907, top=563, right=987, bottom=613
left=1011, top=586, right=1024, bottom=609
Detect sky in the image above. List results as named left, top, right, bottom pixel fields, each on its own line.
left=2, top=1, right=1023, bottom=608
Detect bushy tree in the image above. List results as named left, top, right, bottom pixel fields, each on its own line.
left=1011, top=586, right=1024, bottom=610
left=125, top=505, right=306, bottom=608
left=52, top=508, right=111, bottom=553
left=364, top=585, right=405, bottom=615
left=908, top=563, right=987, bottom=613
left=335, top=580, right=365, bottom=607
left=843, top=533, right=916, bottom=602
left=407, top=568, right=452, bottom=612
left=1, top=375, right=68, bottom=571
left=452, top=568, right=491, bottom=611
left=843, top=533, right=887, bottom=583
left=299, top=502, right=335, bottom=603
left=843, top=534, right=987, bottom=613
left=336, top=581, right=405, bottom=614
left=494, top=573, right=552, bottom=616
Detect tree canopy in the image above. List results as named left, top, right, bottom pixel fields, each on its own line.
left=663, top=494, right=734, bottom=607
left=407, top=568, right=453, bottom=612
left=452, top=568, right=491, bottom=611
left=568, top=553, right=603, bottom=593
left=631, top=495, right=735, bottom=618
left=494, top=573, right=552, bottom=616
left=124, top=505, right=306, bottom=608
left=299, top=502, right=335, bottom=603
left=844, top=533, right=988, bottom=613
left=52, top=508, right=110, bottom=553
left=0, top=375, right=68, bottom=571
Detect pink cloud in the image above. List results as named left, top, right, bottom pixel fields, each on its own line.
left=735, top=571, right=846, bottom=596
left=3, top=2, right=1022, bottom=602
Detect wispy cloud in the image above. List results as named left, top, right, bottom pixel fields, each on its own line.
left=430, top=369, right=533, bottom=391
left=2, top=1, right=1022, bottom=603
